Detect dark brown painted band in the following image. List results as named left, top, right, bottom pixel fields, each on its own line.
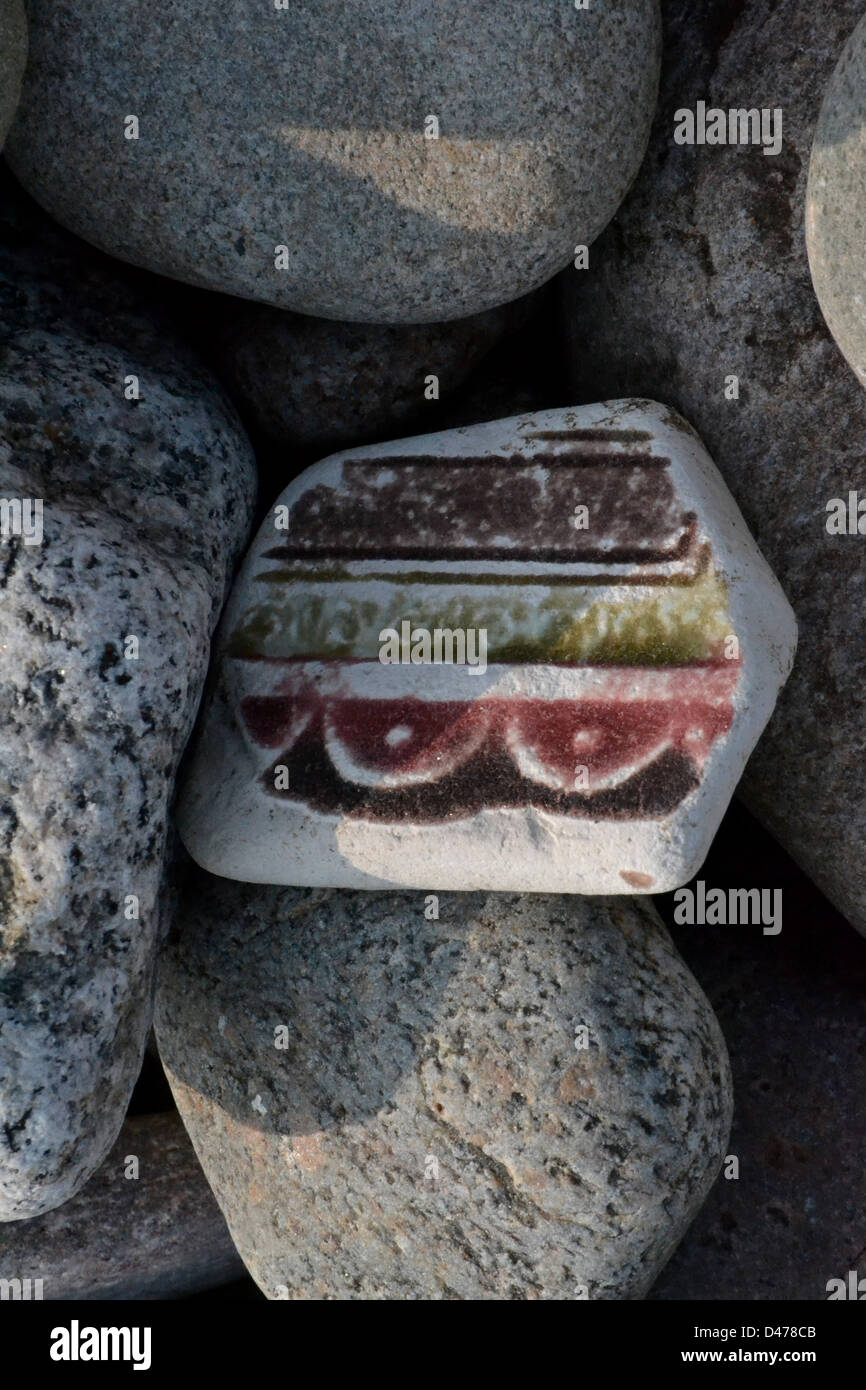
left=269, top=451, right=691, bottom=564
left=521, top=429, right=656, bottom=443
left=255, top=542, right=711, bottom=587
left=262, top=737, right=699, bottom=823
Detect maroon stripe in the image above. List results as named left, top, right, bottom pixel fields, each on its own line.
left=267, top=453, right=694, bottom=565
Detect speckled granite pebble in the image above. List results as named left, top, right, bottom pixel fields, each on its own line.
left=6, top=0, right=661, bottom=322
left=0, top=0, right=26, bottom=151
left=0, top=237, right=256, bottom=1220
left=0, top=1112, right=243, bottom=1298
left=560, top=0, right=866, bottom=933
left=807, top=14, right=866, bottom=388
left=156, top=879, right=732, bottom=1300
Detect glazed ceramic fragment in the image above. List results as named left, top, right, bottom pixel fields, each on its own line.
left=177, top=401, right=797, bottom=892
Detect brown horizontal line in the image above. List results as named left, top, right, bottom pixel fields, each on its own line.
left=335, top=451, right=671, bottom=470
left=264, top=526, right=698, bottom=568
left=521, top=429, right=656, bottom=443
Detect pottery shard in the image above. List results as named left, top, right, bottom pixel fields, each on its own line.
left=560, top=0, right=866, bottom=933
left=155, top=879, right=733, bottom=1301
left=0, top=1112, right=243, bottom=1299
left=5, top=0, right=661, bottom=322
left=177, top=401, right=795, bottom=894
left=0, top=240, right=257, bottom=1220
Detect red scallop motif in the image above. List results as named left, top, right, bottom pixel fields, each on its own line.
left=239, top=692, right=313, bottom=750
left=324, top=699, right=490, bottom=787
left=238, top=664, right=739, bottom=793
left=504, top=700, right=680, bottom=792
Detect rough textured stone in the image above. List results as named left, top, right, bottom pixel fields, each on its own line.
left=156, top=878, right=733, bottom=1300
left=214, top=295, right=531, bottom=452
left=0, top=1111, right=244, bottom=1299
left=0, top=221, right=257, bottom=1220
left=807, top=14, right=866, bottom=388
left=0, top=0, right=26, bottom=151
left=649, top=802, right=866, bottom=1301
left=177, top=400, right=795, bottom=894
left=560, top=0, right=866, bottom=933
left=6, top=1, right=661, bottom=322
left=0, top=166, right=209, bottom=375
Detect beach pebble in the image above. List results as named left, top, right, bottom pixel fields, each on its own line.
left=156, top=879, right=733, bottom=1301
left=0, top=0, right=26, bottom=151
left=650, top=813, right=866, bottom=1301
left=214, top=295, right=532, bottom=452
left=0, top=239, right=256, bottom=1220
left=6, top=0, right=661, bottom=322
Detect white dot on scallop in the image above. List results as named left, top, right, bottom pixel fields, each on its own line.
left=573, top=729, right=603, bottom=749
left=385, top=725, right=413, bottom=747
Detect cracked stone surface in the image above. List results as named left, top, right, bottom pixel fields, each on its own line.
left=560, top=0, right=866, bottom=933
left=0, top=196, right=257, bottom=1220
left=0, top=1111, right=244, bottom=1298
left=0, top=0, right=26, bottom=152
left=6, top=0, right=661, bottom=322
left=156, top=876, right=732, bottom=1300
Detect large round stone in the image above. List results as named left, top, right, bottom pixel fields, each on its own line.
left=6, top=1, right=661, bottom=322
left=156, top=879, right=732, bottom=1300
